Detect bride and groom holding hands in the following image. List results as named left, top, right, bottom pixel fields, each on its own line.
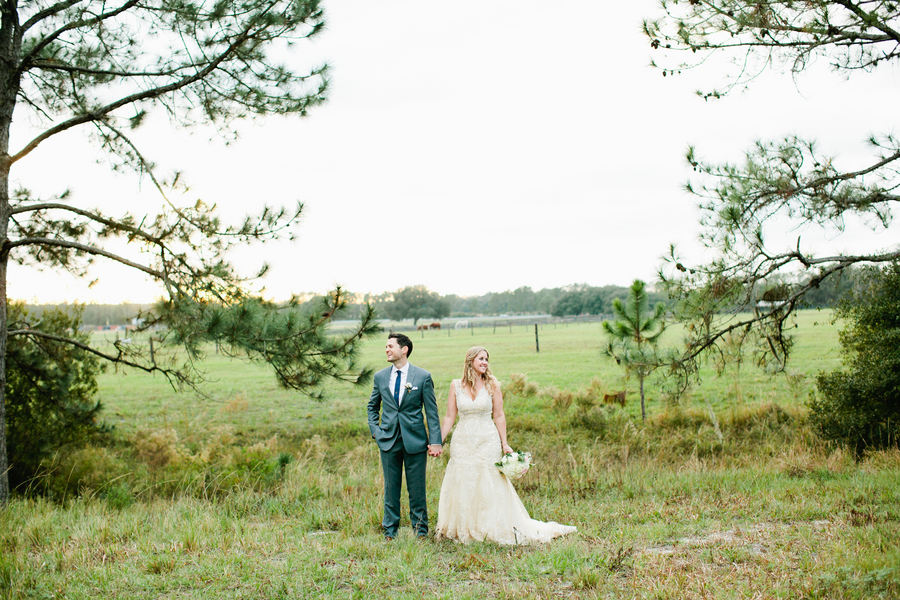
left=367, top=333, right=576, bottom=545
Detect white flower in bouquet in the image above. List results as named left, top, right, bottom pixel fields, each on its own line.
left=495, top=450, right=533, bottom=480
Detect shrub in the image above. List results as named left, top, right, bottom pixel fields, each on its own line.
left=550, top=389, right=573, bottom=418
left=810, top=264, right=900, bottom=456
left=503, top=373, right=528, bottom=396
left=134, top=428, right=190, bottom=468
left=5, top=303, right=106, bottom=494
left=573, top=385, right=600, bottom=415
left=502, top=373, right=540, bottom=398
left=41, top=446, right=129, bottom=500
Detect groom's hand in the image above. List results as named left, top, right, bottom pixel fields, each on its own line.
left=427, top=444, right=442, bottom=457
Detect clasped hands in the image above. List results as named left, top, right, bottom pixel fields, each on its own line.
left=427, top=444, right=442, bottom=458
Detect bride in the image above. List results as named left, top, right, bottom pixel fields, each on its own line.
left=435, top=346, right=576, bottom=544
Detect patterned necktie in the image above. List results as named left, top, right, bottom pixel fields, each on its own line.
left=393, top=369, right=402, bottom=404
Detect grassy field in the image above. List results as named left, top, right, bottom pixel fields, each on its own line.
left=1, top=310, right=898, bottom=599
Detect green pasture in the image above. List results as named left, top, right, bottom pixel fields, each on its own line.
left=2, top=310, right=898, bottom=599
left=93, top=311, right=840, bottom=437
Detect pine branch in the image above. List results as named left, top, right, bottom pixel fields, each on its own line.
left=86, top=109, right=303, bottom=245
left=674, top=248, right=900, bottom=365
left=6, top=329, right=192, bottom=388
left=833, top=0, right=900, bottom=43
left=11, top=18, right=260, bottom=165
left=6, top=237, right=163, bottom=278
left=29, top=61, right=187, bottom=79
left=20, top=0, right=142, bottom=69
left=9, top=202, right=164, bottom=244
left=20, top=0, right=84, bottom=32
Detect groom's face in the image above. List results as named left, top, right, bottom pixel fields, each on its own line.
left=385, top=339, right=407, bottom=364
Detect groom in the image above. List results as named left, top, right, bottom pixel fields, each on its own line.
left=367, top=333, right=442, bottom=540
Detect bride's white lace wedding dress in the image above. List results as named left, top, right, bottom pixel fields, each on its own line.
left=435, top=380, right=576, bottom=545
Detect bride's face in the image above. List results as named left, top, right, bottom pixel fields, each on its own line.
left=472, top=351, right=489, bottom=375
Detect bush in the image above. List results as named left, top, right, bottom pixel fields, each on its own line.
left=5, top=303, right=106, bottom=493
left=502, top=372, right=528, bottom=396
left=810, top=264, right=900, bottom=456
left=44, top=446, right=129, bottom=499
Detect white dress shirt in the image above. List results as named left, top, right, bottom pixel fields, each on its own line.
left=391, top=364, right=409, bottom=405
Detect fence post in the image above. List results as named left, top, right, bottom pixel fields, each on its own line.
left=534, top=324, right=540, bottom=353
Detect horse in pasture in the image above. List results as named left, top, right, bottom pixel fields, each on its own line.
left=430, top=322, right=441, bottom=330
left=603, top=391, right=626, bottom=408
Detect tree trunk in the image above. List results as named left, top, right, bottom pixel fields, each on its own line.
left=0, top=250, right=8, bottom=505
left=639, top=373, right=646, bottom=422
left=0, top=152, right=9, bottom=505
left=0, top=115, right=10, bottom=505
left=0, top=151, right=10, bottom=505
left=0, top=1, right=23, bottom=506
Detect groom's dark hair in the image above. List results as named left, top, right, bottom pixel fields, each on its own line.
left=389, top=333, right=413, bottom=358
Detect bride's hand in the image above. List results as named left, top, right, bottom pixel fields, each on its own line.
left=502, top=443, right=513, bottom=454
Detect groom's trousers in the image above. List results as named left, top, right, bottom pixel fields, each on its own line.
left=380, top=434, right=428, bottom=538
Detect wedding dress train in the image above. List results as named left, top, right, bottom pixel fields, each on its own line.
left=435, top=380, right=576, bottom=545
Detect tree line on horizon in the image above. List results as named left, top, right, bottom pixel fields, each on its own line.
left=23, top=284, right=639, bottom=326
left=22, top=270, right=862, bottom=327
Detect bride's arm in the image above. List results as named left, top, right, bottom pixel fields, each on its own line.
left=440, top=381, right=459, bottom=442
left=491, top=383, right=513, bottom=454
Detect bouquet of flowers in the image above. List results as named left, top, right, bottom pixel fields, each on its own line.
left=495, top=450, right=533, bottom=480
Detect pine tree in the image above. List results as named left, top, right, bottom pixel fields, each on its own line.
left=603, top=280, right=667, bottom=421
left=0, top=0, right=380, bottom=504
left=644, top=1, right=900, bottom=378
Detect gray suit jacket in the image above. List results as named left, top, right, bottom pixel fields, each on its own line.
left=367, top=365, right=442, bottom=453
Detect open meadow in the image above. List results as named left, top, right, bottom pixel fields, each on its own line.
left=2, top=310, right=899, bottom=599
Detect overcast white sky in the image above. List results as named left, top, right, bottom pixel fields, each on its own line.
left=10, top=0, right=900, bottom=304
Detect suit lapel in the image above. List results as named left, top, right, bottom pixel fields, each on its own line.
left=380, top=369, right=396, bottom=408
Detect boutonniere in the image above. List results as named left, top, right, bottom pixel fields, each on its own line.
left=405, top=383, right=416, bottom=392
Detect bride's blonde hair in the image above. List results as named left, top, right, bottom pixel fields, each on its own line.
left=461, top=346, right=496, bottom=396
